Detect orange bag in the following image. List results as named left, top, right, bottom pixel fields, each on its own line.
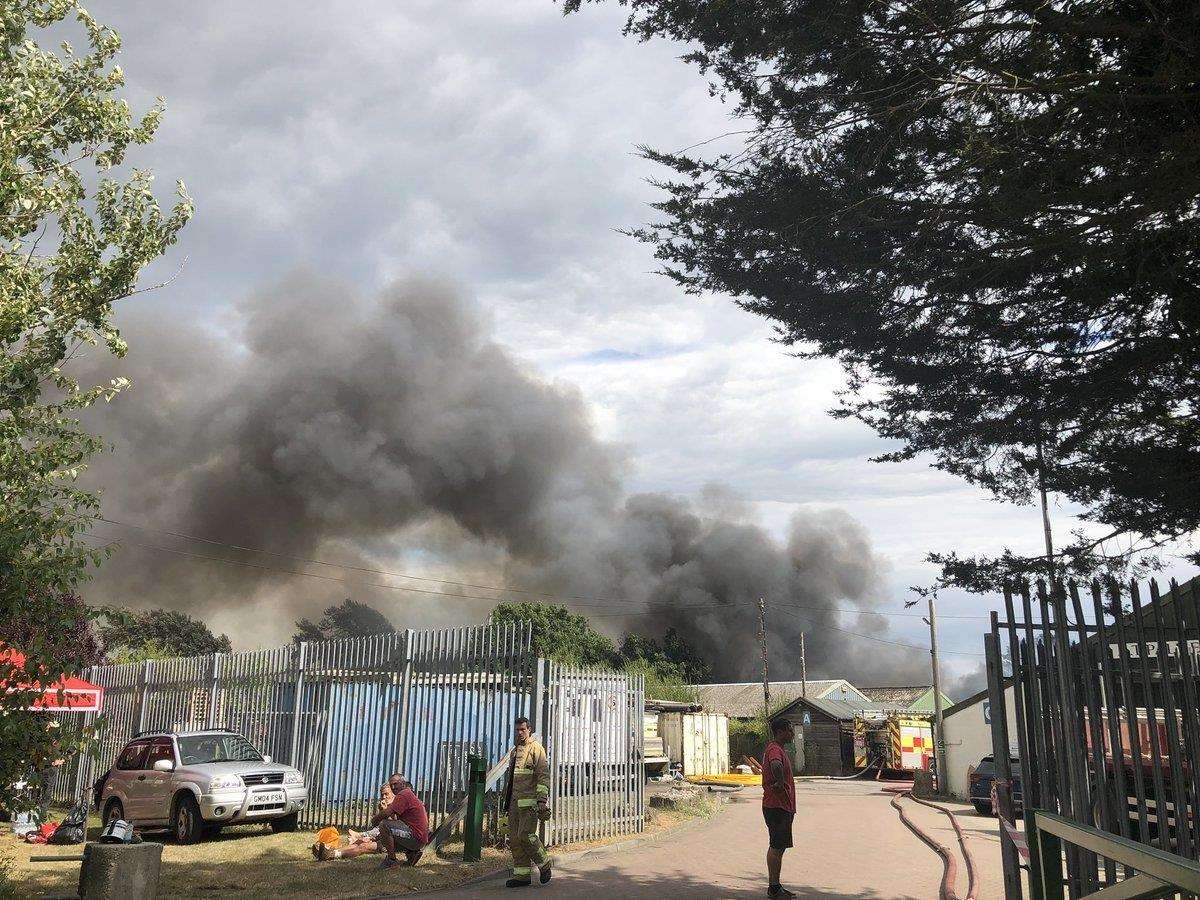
left=315, top=826, right=340, bottom=848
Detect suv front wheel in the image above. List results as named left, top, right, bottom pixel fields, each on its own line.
left=172, top=793, right=205, bottom=844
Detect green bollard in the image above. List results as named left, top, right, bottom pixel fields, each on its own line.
left=464, top=754, right=486, bottom=862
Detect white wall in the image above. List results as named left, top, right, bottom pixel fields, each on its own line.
left=942, top=684, right=1020, bottom=800
left=680, top=713, right=730, bottom=775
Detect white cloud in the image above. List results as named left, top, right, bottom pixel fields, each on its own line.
left=83, top=0, right=1186, bottom=668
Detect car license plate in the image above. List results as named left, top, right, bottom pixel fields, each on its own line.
left=250, top=790, right=285, bottom=810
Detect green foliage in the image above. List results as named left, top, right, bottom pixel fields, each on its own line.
left=623, top=660, right=699, bottom=704
left=1, top=0, right=190, bottom=811
left=489, top=602, right=617, bottom=667
left=96, top=606, right=231, bottom=660
left=620, top=626, right=711, bottom=683
left=489, top=603, right=711, bottom=694
left=565, top=0, right=1200, bottom=583
left=293, top=599, right=395, bottom=643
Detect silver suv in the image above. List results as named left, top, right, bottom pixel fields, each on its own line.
left=98, top=729, right=307, bottom=843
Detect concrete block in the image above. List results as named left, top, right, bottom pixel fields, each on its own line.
left=911, top=769, right=936, bottom=798
left=649, top=785, right=703, bottom=810
left=78, top=842, right=163, bottom=900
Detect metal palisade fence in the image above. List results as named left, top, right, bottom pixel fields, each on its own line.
left=49, top=622, right=646, bottom=846
left=543, top=662, right=645, bottom=846
left=986, top=577, right=1200, bottom=899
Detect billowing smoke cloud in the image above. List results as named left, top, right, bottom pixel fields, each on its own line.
left=79, top=276, right=934, bottom=683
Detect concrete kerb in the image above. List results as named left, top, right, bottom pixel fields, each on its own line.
left=405, top=794, right=733, bottom=897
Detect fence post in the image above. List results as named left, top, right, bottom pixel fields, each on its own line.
left=986, top=621, right=1023, bottom=899
left=395, top=630, right=413, bottom=776
left=530, top=657, right=547, bottom=736
left=206, top=654, right=222, bottom=729
left=72, top=665, right=96, bottom=806
left=1034, top=819, right=1065, bottom=900
left=288, top=642, right=307, bottom=768
left=135, top=660, right=153, bottom=733
left=464, top=754, right=486, bottom=861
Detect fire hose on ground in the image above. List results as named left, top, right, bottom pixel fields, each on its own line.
left=794, top=754, right=887, bottom=781
left=889, top=790, right=979, bottom=900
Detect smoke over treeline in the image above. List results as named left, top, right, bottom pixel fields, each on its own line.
left=79, top=276, right=940, bottom=685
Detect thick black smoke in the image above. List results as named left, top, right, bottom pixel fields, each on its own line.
left=79, top=276, right=935, bottom=683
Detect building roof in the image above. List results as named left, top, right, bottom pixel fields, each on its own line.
left=797, top=696, right=864, bottom=722
left=689, top=680, right=851, bottom=717
left=774, top=693, right=921, bottom=722
left=858, top=686, right=932, bottom=706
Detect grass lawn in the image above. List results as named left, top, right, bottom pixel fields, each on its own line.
left=3, top=795, right=719, bottom=898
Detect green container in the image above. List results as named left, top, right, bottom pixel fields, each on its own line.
left=464, top=754, right=487, bottom=862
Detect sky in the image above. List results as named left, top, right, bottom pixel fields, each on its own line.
left=69, top=0, right=1191, bottom=693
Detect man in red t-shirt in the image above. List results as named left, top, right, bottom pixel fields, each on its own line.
left=762, top=719, right=797, bottom=898
left=371, top=774, right=429, bottom=869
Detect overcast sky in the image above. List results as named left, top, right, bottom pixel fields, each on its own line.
left=77, top=0, right=1190, bottom=690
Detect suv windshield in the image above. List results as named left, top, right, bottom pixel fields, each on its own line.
left=177, top=734, right=263, bottom=765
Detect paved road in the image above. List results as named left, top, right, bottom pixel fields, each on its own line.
left=436, top=781, right=1009, bottom=899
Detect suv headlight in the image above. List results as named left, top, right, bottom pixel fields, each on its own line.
left=209, top=775, right=244, bottom=791
left=284, top=770, right=304, bottom=786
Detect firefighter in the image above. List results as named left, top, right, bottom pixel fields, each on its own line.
left=503, top=715, right=551, bottom=888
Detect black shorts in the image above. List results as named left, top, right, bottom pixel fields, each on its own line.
left=763, top=806, right=794, bottom=850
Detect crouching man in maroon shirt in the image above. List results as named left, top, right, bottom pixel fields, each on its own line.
left=372, top=774, right=429, bottom=870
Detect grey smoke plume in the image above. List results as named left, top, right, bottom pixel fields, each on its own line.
left=80, top=275, right=934, bottom=683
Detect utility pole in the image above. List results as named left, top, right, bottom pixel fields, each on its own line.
left=799, top=633, right=807, bottom=698
left=926, top=594, right=947, bottom=793
left=757, top=597, right=771, bottom=726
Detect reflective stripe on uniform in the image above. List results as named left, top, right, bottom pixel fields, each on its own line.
left=534, top=846, right=549, bottom=863
left=517, top=798, right=536, bottom=807
left=513, top=866, right=532, bottom=875
left=514, top=767, right=534, bottom=774
left=535, top=784, right=549, bottom=796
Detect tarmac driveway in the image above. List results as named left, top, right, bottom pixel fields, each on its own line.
left=433, top=780, right=1008, bottom=899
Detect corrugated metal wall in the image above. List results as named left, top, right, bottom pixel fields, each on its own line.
left=50, top=623, right=534, bottom=833
left=48, top=624, right=646, bottom=845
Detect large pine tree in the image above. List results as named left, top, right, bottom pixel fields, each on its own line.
left=566, top=0, right=1200, bottom=582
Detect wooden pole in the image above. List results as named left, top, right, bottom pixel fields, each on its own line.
left=799, top=633, right=807, bottom=698
left=928, top=595, right=948, bottom=790
left=758, top=598, right=771, bottom=728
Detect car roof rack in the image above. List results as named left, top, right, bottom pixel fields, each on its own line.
left=131, top=727, right=239, bottom=738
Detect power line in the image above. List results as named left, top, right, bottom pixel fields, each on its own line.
left=81, top=535, right=729, bottom=618
left=94, top=517, right=625, bottom=606
left=82, top=533, right=988, bottom=656
left=771, top=605, right=986, bottom=658
left=91, top=516, right=990, bottom=619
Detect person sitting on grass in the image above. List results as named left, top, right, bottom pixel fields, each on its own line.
left=314, top=781, right=396, bottom=861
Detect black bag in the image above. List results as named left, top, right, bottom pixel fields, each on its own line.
left=47, top=799, right=88, bottom=845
